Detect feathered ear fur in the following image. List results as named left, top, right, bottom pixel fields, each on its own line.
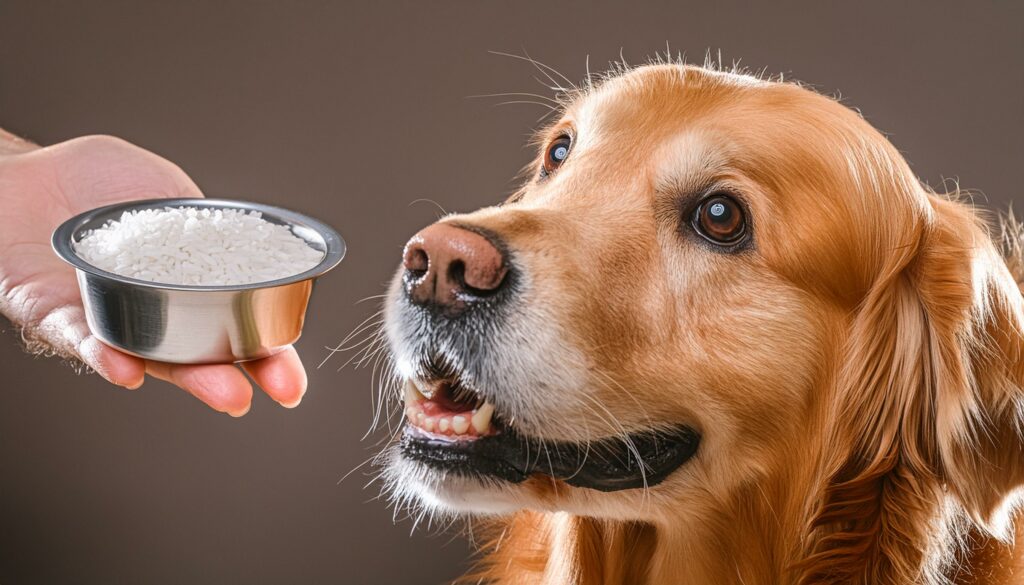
left=801, top=196, right=1024, bottom=585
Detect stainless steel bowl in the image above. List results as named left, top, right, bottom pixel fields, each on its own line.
left=52, top=198, right=345, bottom=364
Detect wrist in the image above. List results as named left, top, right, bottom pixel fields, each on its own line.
left=0, top=127, right=39, bottom=155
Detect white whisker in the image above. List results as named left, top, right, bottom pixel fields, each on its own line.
left=408, top=198, right=449, bottom=216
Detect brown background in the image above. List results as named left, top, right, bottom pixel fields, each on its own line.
left=0, top=1, right=1020, bottom=584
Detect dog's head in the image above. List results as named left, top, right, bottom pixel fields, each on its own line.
left=382, top=63, right=1024, bottom=582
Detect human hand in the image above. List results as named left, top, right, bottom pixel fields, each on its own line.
left=0, top=131, right=307, bottom=416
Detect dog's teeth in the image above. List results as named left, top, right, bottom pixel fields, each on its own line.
left=414, top=379, right=435, bottom=399
left=404, top=382, right=426, bottom=405
left=471, top=402, right=494, bottom=434
left=405, top=406, right=418, bottom=422
left=438, top=418, right=450, bottom=432
left=452, top=415, right=470, bottom=434
left=423, top=417, right=436, bottom=432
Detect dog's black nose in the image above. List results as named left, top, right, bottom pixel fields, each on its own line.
left=402, top=223, right=508, bottom=314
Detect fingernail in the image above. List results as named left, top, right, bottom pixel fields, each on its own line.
left=124, top=378, right=144, bottom=390
left=228, top=403, right=251, bottom=418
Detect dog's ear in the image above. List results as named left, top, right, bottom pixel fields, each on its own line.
left=801, top=196, right=1024, bottom=585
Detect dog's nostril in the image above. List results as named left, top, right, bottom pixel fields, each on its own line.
left=451, top=258, right=503, bottom=298
left=448, top=260, right=466, bottom=289
left=405, top=247, right=429, bottom=278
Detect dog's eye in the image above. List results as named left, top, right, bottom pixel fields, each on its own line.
left=693, top=194, right=747, bottom=245
left=542, top=135, right=572, bottom=176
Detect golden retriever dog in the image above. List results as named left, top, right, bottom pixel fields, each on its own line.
left=381, top=60, right=1024, bottom=584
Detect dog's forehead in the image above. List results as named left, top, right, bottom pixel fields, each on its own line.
left=648, top=130, right=726, bottom=194
left=562, top=65, right=782, bottom=178
left=569, top=65, right=765, bottom=132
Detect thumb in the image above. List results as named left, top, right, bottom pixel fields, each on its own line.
left=47, top=135, right=204, bottom=207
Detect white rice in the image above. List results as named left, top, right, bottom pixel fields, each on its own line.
left=73, top=206, right=325, bottom=286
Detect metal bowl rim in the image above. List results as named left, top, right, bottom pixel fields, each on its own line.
left=51, top=197, right=345, bottom=292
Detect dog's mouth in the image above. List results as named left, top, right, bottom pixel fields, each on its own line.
left=399, top=371, right=701, bottom=492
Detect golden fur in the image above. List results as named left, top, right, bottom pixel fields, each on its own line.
left=389, top=62, right=1024, bottom=584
